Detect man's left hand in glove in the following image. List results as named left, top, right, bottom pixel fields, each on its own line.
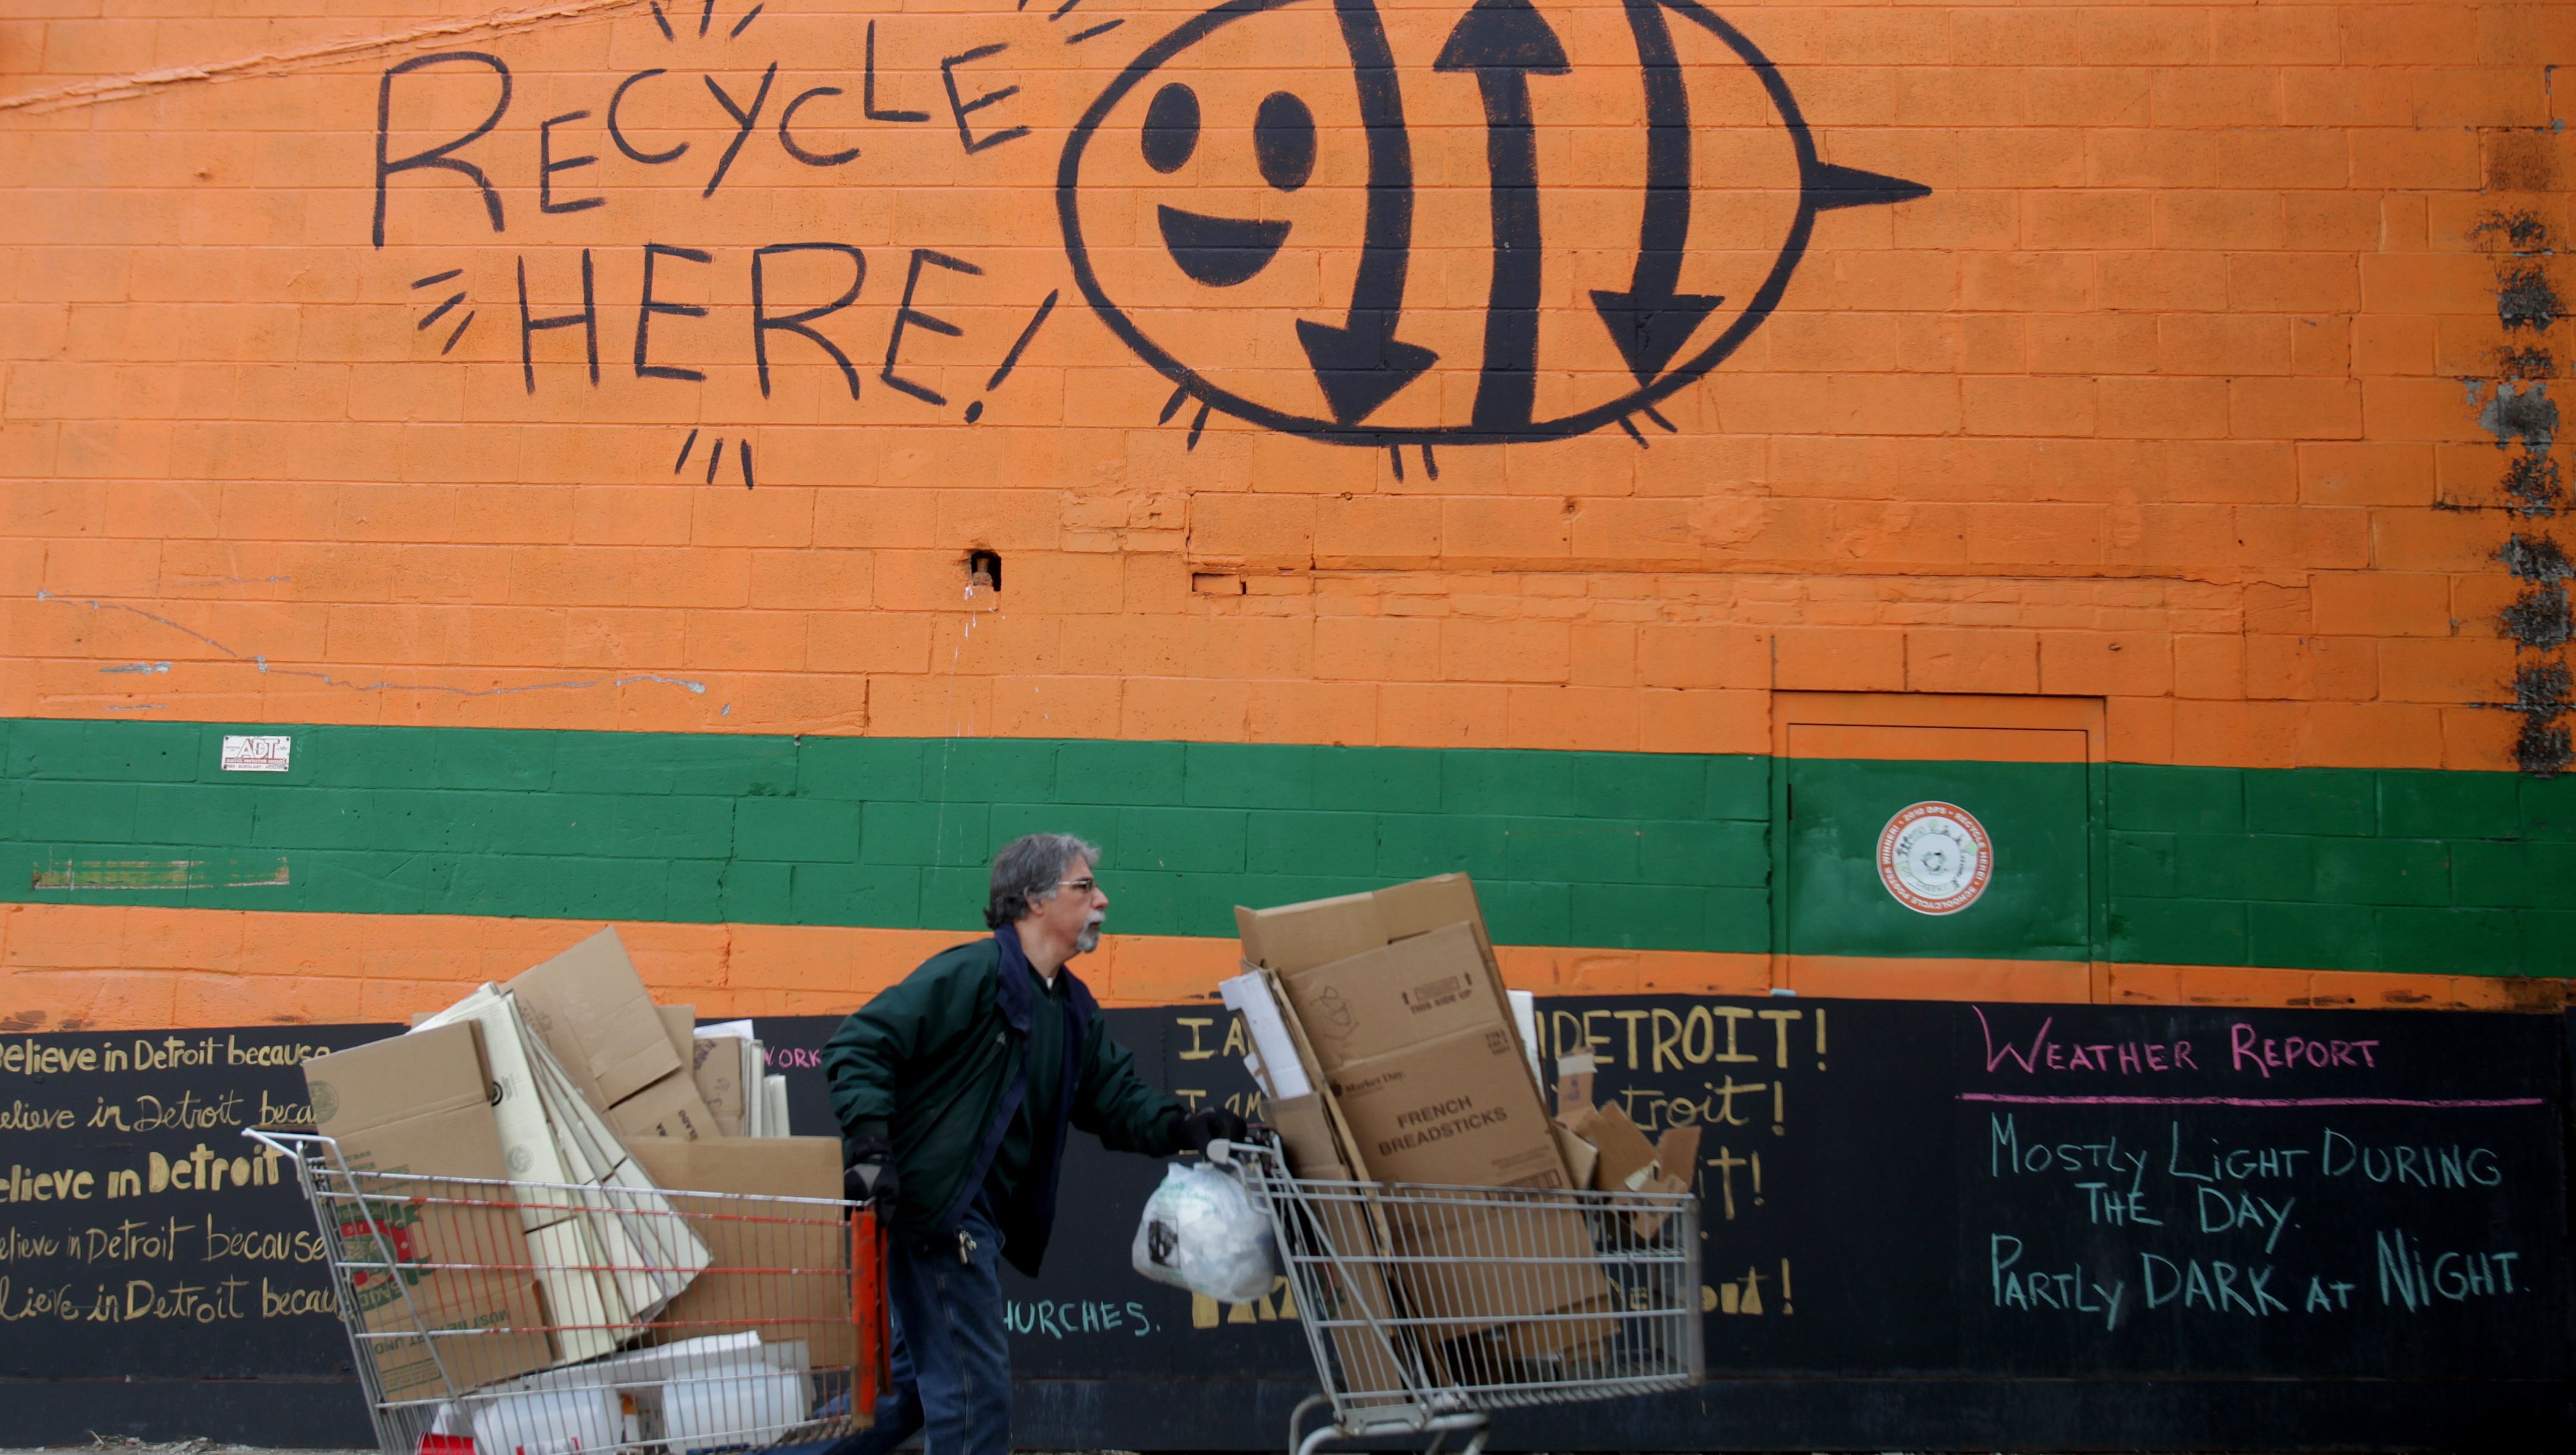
left=1176, top=1105, right=1249, bottom=1153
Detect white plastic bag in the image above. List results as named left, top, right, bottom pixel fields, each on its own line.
left=1131, top=1162, right=1276, bottom=1303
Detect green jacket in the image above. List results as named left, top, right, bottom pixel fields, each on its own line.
left=822, top=929, right=1184, bottom=1276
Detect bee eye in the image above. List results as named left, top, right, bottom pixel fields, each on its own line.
left=1253, top=92, right=1315, bottom=192
left=1141, top=83, right=1201, bottom=173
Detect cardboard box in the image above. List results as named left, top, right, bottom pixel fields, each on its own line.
left=1304, top=987, right=1613, bottom=1349
left=626, top=1137, right=854, bottom=1370
left=508, top=927, right=686, bottom=1113
left=302, top=1026, right=555, bottom=1400
left=1276, top=922, right=1499, bottom=1075
left=1242, top=876, right=1613, bottom=1362
left=1254, top=969, right=1377, bottom=1184
left=1239, top=876, right=1563, bottom=1189
left=1237, top=873, right=1499, bottom=983
left=1326, top=1025, right=1568, bottom=1192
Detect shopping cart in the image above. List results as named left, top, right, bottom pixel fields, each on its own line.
left=1212, top=1140, right=1703, bottom=1455
left=246, top=1129, right=894, bottom=1455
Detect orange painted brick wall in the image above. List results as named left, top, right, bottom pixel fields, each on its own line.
left=1, top=1, right=2568, bottom=763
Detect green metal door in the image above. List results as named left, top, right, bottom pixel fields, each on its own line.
left=1783, top=725, right=2093, bottom=961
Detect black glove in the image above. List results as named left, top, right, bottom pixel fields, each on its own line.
left=1176, top=1105, right=1248, bottom=1153
left=843, top=1138, right=900, bottom=1206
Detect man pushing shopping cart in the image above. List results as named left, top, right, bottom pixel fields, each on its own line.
left=261, top=842, right=1694, bottom=1455
left=819, top=833, right=1248, bottom=1455
left=822, top=841, right=1701, bottom=1455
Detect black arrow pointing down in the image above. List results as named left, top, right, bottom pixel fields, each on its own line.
left=1591, top=0, right=1722, bottom=383
left=1296, top=0, right=1437, bottom=427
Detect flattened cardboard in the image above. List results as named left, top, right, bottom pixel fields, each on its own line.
left=626, top=1137, right=854, bottom=1369
left=1299, top=1197, right=1419, bottom=1398
left=1240, top=873, right=1492, bottom=973
left=657, top=1005, right=695, bottom=1064
left=1632, top=1124, right=1700, bottom=1237
left=1277, top=922, right=1497, bottom=1073
left=1552, top=1123, right=1599, bottom=1192
left=1256, top=991, right=1421, bottom=1390
left=692, top=1034, right=750, bottom=1138
left=1264, top=1093, right=1345, bottom=1181
left=1368, top=875, right=1502, bottom=981
left=418, top=989, right=576, bottom=1215
left=1553, top=1052, right=1597, bottom=1125
left=1326, top=1025, right=1566, bottom=1191
left=1455, top=1290, right=1622, bottom=1369
left=1387, top=1193, right=1616, bottom=1342
left=302, top=1026, right=554, bottom=1398
left=306, top=1022, right=491, bottom=1140
left=609, top=1067, right=717, bottom=1142
left=1234, top=893, right=1389, bottom=977
left=507, top=927, right=684, bottom=1112
left=1573, top=1102, right=1659, bottom=1192
left=1654, top=1124, right=1701, bottom=1183
left=1261, top=968, right=1372, bottom=1186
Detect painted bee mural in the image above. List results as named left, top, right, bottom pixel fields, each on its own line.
left=1058, top=0, right=1929, bottom=453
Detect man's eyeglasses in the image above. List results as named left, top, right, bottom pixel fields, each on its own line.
left=1056, top=877, right=1101, bottom=896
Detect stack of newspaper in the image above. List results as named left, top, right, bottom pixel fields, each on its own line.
left=415, top=987, right=714, bottom=1362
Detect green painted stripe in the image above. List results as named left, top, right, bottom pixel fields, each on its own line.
left=0, top=720, right=1771, bottom=952
left=2, top=719, right=2570, bottom=974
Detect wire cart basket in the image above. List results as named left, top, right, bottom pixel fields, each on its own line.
left=1213, top=1140, right=1703, bottom=1455
left=247, top=1129, right=892, bottom=1455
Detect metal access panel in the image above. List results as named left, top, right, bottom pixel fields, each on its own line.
left=1783, top=723, right=2094, bottom=962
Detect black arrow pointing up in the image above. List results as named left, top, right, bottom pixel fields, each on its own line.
left=1295, top=0, right=1436, bottom=427
left=1590, top=0, right=1721, bottom=383
left=1437, top=0, right=1568, bottom=435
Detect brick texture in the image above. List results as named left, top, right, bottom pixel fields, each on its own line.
left=0, top=0, right=2560, bottom=772
left=0, top=721, right=1784, bottom=949
left=4, top=1, right=2572, bottom=1018
left=7, top=719, right=2572, bottom=988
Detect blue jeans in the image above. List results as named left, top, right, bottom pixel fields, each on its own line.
left=833, top=1195, right=1010, bottom=1455
left=822, top=1325, right=920, bottom=1455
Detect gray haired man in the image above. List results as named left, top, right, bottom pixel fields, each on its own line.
left=822, top=832, right=1245, bottom=1455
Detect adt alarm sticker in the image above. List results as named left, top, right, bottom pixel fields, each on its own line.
left=221, top=735, right=292, bottom=772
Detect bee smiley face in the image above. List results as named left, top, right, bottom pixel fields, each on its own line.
left=1059, top=0, right=1929, bottom=446
left=1146, top=83, right=1317, bottom=287
left=1059, top=0, right=1372, bottom=406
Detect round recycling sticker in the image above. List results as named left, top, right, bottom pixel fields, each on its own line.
left=1877, top=802, right=1993, bottom=915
